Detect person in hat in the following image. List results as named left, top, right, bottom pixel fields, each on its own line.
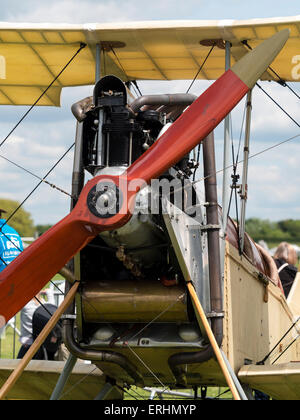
left=17, top=290, right=58, bottom=360
left=0, top=209, right=23, bottom=273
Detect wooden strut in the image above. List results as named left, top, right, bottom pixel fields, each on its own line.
left=0, top=281, right=80, bottom=400
left=186, top=282, right=242, bottom=401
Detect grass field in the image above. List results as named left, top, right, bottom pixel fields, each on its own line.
left=0, top=312, right=21, bottom=359
left=125, top=386, right=233, bottom=400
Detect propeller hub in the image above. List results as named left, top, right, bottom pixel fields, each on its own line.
left=87, top=181, right=122, bottom=219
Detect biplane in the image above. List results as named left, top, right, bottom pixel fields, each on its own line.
left=0, top=15, right=300, bottom=400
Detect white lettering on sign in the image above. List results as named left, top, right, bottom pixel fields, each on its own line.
left=6, top=238, right=20, bottom=250
left=0, top=56, right=6, bottom=79
left=291, top=55, right=300, bottom=80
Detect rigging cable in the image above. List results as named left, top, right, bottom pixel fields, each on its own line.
left=186, top=44, right=216, bottom=94
left=256, top=82, right=300, bottom=128
left=0, top=43, right=85, bottom=248
left=0, top=152, right=73, bottom=199
left=220, top=99, right=247, bottom=255
left=171, top=131, right=300, bottom=210
left=0, top=140, right=74, bottom=313
left=271, top=334, right=300, bottom=365
left=110, top=45, right=128, bottom=80
left=58, top=366, right=99, bottom=400
left=192, top=132, right=300, bottom=191
left=110, top=45, right=143, bottom=97
left=0, top=42, right=86, bottom=149
left=0, top=42, right=86, bottom=242
left=0, top=142, right=75, bottom=242
left=257, top=317, right=300, bottom=365
left=132, top=80, right=143, bottom=97
left=189, top=44, right=216, bottom=181
left=242, top=40, right=300, bottom=101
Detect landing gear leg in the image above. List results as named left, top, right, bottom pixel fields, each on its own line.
left=50, top=353, right=77, bottom=400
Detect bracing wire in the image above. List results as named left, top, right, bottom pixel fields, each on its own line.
left=193, top=132, right=300, bottom=189
left=0, top=152, right=73, bottom=199
left=257, top=317, right=300, bottom=365
left=256, top=82, right=300, bottom=128
left=0, top=42, right=86, bottom=243
left=189, top=44, right=216, bottom=181
left=2, top=39, right=300, bottom=399
left=242, top=39, right=300, bottom=101
left=0, top=43, right=86, bottom=149
left=0, top=142, right=75, bottom=268
left=0, top=142, right=75, bottom=232
left=271, top=334, right=300, bottom=365
left=186, top=44, right=215, bottom=94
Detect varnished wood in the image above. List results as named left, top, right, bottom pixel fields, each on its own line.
left=0, top=281, right=79, bottom=400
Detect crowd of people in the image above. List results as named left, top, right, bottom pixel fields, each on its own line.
left=273, top=242, right=298, bottom=298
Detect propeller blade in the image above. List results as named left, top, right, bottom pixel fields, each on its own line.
left=125, top=29, right=290, bottom=183
left=0, top=29, right=289, bottom=324
left=0, top=214, right=92, bottom=324
left=0, top=174, right=135, bottom=324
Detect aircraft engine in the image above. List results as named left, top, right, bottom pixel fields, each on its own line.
left=72, top=76, right=199, bottom=276
left=69, top=76, right=208, bottom=357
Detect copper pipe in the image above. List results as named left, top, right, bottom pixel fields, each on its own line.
left=71, top=96, right=94, bottom=122
left=130, top=93, right=197, bottom=113
left=81, top=280, right=188, bottom=323
left=62, top=279, right=144, bottom=387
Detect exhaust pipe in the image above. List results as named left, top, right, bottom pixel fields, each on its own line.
left=130, top=93, right=197, bottom=113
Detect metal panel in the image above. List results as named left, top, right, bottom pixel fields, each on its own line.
left=162, top=197, right=211, bottom=315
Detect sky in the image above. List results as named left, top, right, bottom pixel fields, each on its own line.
left=0, top=0, right=300, bottom=226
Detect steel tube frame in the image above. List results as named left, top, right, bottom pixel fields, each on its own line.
left=239, top=90, right=253, bottom=253
left=50, top=353, right=78, bottom=400
left=95, top=44, right=101, bottom=83
left=221, top=41, right=232, bottom=236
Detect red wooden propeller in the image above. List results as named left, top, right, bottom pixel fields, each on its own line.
left=0, top=30, right=289, bottom=324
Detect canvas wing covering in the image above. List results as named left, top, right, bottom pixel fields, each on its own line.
left=0, top=16, right=299, bottom=105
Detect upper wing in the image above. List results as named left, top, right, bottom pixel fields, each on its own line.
left=0, top=16, right=299, bottom=106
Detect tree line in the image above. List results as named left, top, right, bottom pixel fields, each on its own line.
left=0, top=198, right=51, bottom=237
left=245, top=218, right=300, bottom=245
left=33, top=218, right=300, bottom=244
left=0, top=198, right=299, bottom=244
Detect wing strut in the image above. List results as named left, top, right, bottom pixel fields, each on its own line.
left=186, top=281, right=247, bottom=400
left=0, top=281, right=80, bottom=400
